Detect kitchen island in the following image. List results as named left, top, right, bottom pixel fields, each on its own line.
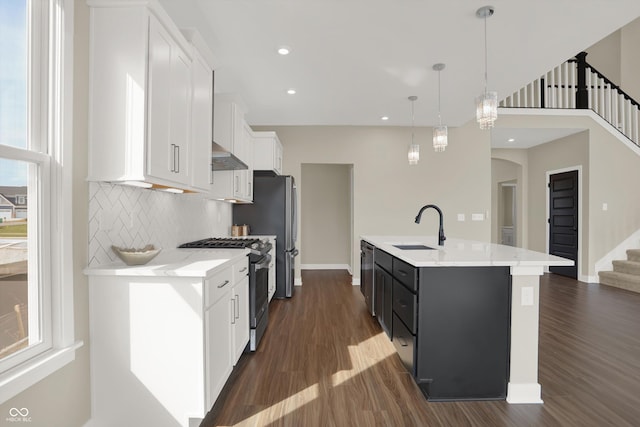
left=361, top=236, right=573, bottom=404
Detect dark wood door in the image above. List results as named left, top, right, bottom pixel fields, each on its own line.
left=548, top=170, right=578, bottom=279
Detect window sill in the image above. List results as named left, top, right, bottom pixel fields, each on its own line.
left=0, top=341, right=84, bottom=404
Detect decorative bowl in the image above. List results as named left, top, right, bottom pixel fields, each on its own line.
left=112, top=244, right=162, bottom=266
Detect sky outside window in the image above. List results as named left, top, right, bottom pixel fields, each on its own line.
left=0, top=0, right=28, bottom=186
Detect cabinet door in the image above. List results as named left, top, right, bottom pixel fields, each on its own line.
left=231, top=276, right=250, bottom=364
left=190, top=53, right=213, bottom=191
left=147, top=16, right=191, bottom=185
left=374, top=264, right=392, bottom=337
left=205, top=289, right=233, bottom=409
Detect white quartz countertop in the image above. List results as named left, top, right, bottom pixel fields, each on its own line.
left=84, top=248, right=248, bottom=277
left=361, top=235, right=574, bottom=268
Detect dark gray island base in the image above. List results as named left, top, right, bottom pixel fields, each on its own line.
left=361, top=235, right=573, bottom=404
left=367, top=246, right=511, bottom=401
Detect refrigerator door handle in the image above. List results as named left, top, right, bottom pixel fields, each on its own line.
left=291, top=249, right=299, bottom=257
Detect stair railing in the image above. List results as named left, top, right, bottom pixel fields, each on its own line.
left=500, top=52, right=640, bottom=147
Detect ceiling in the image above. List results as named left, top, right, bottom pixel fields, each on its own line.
left=160, top=0, right=640, bottom=136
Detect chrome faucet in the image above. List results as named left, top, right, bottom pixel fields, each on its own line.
left=415, top=204, right=446, bottom=246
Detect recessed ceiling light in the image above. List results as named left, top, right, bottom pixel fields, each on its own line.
left=287, top=89, right=296, bottom=95
left=381, top=116, right=389, bottom=121
left=507, top=138, right=515, bottom=142
left=277, top=46, right=290, bottom=55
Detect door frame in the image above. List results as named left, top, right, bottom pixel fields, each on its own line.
left=545, top=166, right=583, bottom=282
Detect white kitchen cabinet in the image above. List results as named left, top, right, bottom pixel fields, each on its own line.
left=231, top=258, right=250, bottom=364
left=146, top=15, right=192, bottom=184
left=87, top=1, right=219, bottom=192
left=233, top=123, right=254, bottom=200
left=211, top=119, right=254, bottom=202
left=253, top=131, right=283, bottom=175
left=213, top=94, right=246, bottom=156
left=86, top=253, right=250, bottom=427
left=183, top=30, right=215, bottom=192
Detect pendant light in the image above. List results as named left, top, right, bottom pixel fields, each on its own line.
left=407, top=96, right=419, bottom=165
left=476, top=5, right=497, bottom=130
left=432, top=63, right=447, bottom=152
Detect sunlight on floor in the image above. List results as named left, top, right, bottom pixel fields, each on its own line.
left=220, top=331, right=395, bottom=426
left=224, top=383, right=320, bottom=426
left=332, top=331, right=396, bottom=388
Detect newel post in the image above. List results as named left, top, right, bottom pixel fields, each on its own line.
left=576, top=52, right=589, bottom=109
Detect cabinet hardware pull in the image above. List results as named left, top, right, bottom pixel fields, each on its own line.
left=398, top=337, right=408, bottom=347
left=231, top=298, right=236, bottom=324
left=239, top=267, right=247, bottom=273
left=170, top=144, right=176, bottom=172
left=217, top=280, right=230, bottom=288
left=175, top=145, right=180, bottom=173
left=235, top=295, right=240, bottom=320
left=399, top=300, right=408, bottom=308
left=398, top=269, right=408, bottom=276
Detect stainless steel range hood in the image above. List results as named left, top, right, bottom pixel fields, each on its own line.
left=211, top=142, right=248, bottom=171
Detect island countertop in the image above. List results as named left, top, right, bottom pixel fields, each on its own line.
left=361, top=235, right=573, bottom=268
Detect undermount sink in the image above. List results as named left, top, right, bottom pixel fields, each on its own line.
left=393, top=244, right=436, bottom=250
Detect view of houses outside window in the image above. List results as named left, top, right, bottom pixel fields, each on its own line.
left=0, top=1, right=34, bottom=362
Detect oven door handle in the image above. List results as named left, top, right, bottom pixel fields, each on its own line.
left=255, top=257, right=271, bottom=271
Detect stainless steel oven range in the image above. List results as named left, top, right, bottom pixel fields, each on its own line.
left=178, top=237, right=273, bottom=351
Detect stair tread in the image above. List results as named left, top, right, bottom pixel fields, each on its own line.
left=627, top=249, right=640, bottom=261
left=612, top=260, right=640, bottom=274
left=599, top=270, right=640, bottom=280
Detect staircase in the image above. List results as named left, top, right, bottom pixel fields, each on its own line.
left=500, top=51, right=640, bottom=148
left=599, top=249, right=640, bottom=294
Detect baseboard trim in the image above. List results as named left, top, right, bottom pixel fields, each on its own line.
left=506, top=382, right=543, bottom=404
left=301, top=264, right=350, bottom=270
left=352, top=277, right=360, bottom=286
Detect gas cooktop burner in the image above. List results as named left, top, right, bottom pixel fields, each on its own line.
left=179, top=237, right=261, bottom=249
left=178, top=237, right=272, bottom=256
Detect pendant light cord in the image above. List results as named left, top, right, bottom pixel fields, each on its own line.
left=437, top=70, right=442, bottom=126
left=483, top=14, right=488, bottom=94
left=411, top=98, right=415, bottom=144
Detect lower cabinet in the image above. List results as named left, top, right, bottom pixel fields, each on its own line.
left=231, top=259, right=250, bottom=364
left=88, top=256, right=250, bottom=427
left=206, top=284, right=233, bottom=408
left=367, top=246, right=511, bottom=402
left=374, top=261, right=393, bottom=338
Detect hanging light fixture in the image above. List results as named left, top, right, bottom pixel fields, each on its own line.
left=476, top=5, right=497, bottom=130
left=432, top=63, right=447, bottom=152
left=407, top=96, right=419, bottom=165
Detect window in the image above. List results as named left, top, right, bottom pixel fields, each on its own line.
left=0, top=0, right=79, bottom=403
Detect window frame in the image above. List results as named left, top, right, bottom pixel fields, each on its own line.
left=0, top=0, right=81, bottom=404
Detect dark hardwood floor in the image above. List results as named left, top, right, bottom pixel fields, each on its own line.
left=202, top=270, right=640, bottom=426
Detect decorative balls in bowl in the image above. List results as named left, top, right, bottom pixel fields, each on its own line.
left=112, top=244, right=162, bottom=266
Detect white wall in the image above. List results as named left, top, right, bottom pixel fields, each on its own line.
left=256, top=122, right=493, bottom=281
left=300, top=164, right=352, bottom=268
left=497, top=110, right=640, bottom=279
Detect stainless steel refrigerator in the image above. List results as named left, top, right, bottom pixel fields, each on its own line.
left=233, top=174, right=298, bottom=298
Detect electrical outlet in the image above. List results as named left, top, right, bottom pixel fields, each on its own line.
left=521, top=287, right=534, bottom=306
left=457, top=214, right=465, bottom=221
left=602, top=203, right=608, bottom=211
left=471, top=213, right=484, bottom=221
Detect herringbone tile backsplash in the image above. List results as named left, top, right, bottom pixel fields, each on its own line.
left=88, top=182, right=231, bottom=266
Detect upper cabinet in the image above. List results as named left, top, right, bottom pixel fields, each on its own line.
left=253, top=131, right=283, bottom=175
left=87, top=1, right=214, bottom=193
left=182, top=30, right=215, bottom=192
left=146, top=16, right=192, bottom=185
